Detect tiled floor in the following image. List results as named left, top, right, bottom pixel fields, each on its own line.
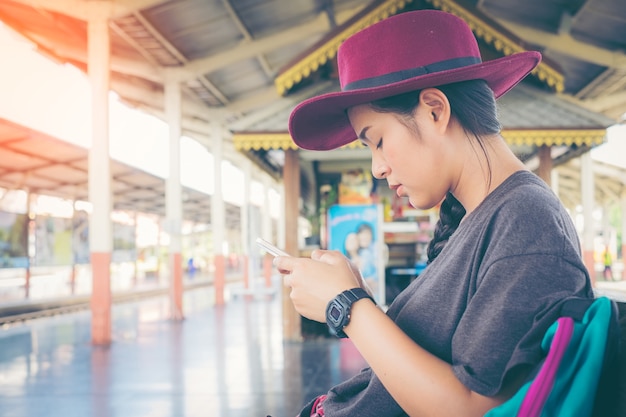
left=0, top=280, right=367, bottom=417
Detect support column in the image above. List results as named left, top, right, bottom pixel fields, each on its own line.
left=537, top=145, right=552, bottom=187
left=164, top=79, right=184, bottom=320
left=283, top=149, right=301, bottom=341
left=88, top=8, right=112, bottom=345
left=25, top=191, right=33, bottom=299
left=551, top=168, right=559, bottom=197
left=132, top=211, right=138, bottom=288
left=278, top=182, right=286, bottom=250
left=241, top=159, right=251, bottom=290
left=261, top=175, right=273, bottom=288
left=212, top=125, right=226, bottom=305
left=581, top=152, right=595, bottom=285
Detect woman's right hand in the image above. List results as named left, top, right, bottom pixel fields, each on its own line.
left=274, top=250, right=363, bottom=322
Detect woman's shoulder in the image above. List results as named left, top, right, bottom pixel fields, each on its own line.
left=462, top=171, right=577, bottom=247
left=483, top=171, right=563, bottom=218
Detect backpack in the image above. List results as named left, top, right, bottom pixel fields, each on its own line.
left=485, top=296, right=620, bottom=417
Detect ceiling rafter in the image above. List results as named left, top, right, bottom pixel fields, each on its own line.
left=171, top=10, right=348, bottom=83
left=492, top=18, right=626, bottom=70
left=116, top=8, right=230, bottom=106
left=9, top=0, right=167, bottom=20
left=131, top=10, right=185, bottom=64
left=222, top=0, right=273, bottom=78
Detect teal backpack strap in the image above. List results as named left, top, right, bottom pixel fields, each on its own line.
left=485, top=297, right=616, bottom=417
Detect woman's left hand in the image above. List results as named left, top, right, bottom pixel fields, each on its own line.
left=274, top=250, right=361, bottom=322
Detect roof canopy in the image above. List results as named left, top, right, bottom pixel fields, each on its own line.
left=274, top=0, right=564, bottom=97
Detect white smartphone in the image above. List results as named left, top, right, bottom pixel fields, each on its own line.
left=255, top=237, right=289, bottom=257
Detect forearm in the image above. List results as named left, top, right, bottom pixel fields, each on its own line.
left=344, top=300, right=502, bottom=417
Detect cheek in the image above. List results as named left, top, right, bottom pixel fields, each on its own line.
left=390, top=146, right=449, bottom=208
left=387, top=142, right=427, bottom=178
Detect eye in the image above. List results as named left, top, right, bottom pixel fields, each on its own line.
left=375, top=138, right=383, bottom=150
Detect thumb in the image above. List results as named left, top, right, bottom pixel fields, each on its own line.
left=312, top=249, right=350, bottom=267
left=273, top=255, right=297, bottom=274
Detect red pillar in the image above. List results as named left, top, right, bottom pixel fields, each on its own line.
left=243, top=255, right=249, bottom=289
left=91, top=252, right=112, bottom=345
left=583, top=250, right=596, bottom=287
left=24, top=267, right=30, bottom=299
left=70, top=265, right=76, bottom=295
left=171, top=252, right=183, bottom=320
left=215, top=254, right=226, bottom=305
left=263, top=254, right=273, bottom=288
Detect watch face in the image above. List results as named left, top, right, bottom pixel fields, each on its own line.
left=326, top=289, right=373, bottom=339
left=329, top=303, right=342, bottom=322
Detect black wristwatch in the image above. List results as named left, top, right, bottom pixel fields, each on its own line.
left=325, top=288, right=375, bottom=338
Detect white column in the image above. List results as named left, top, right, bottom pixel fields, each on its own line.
left=551, top=169, right=559, bottom=196
left=87, top=6, right=112, bottom=345
left=278, top=182, right=286, bottom=251
left=261, top=175, right=272, bottom=242
left=241, top=158, right=251, bottom=289
left=211, top=124, right=226, bottom=304
left=581, top=152, right=596, bottom=284
left=164, top=78, right=183, bottom=320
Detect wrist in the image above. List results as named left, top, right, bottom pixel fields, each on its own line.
left=325, top=288, right=376, bottom=338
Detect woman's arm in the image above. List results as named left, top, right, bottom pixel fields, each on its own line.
left=275, top=250, right=519, bottom=417
left=344, top=298, right=508, bottom=417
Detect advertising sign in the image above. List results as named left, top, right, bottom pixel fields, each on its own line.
left=0, top=211, right=28, bottom=268
left=327, top=204, right=385, bottom=304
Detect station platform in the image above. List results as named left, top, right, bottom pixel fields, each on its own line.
left=1, top=265, right=625, bottom=417
left=0, top=276, right=367, bottom=417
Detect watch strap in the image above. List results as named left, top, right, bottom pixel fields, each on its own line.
left=339, top=288, right=374, bottom=305
left=327, top=288, right=375, bottom=338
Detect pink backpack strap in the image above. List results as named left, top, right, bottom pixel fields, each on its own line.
left=517, top=317, right=575, bottom=417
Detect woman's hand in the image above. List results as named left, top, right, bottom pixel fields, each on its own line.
left=274, top=250, right=361, bottom=322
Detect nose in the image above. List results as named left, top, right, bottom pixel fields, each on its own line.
left=372, top=157, right=389, bottom=180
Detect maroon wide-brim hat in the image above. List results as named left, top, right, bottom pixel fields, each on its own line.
left=288, top=10, right=541, bottom=151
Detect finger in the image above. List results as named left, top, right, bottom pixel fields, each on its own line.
left=283, top=273, right=293, bottom=287
left=273, top=255, right=295, bottom=273
left=315, top=250, right=350, bottom=267
left=310, top=249, right=329, bottom=260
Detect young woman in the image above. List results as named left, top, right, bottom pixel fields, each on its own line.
left=274, top=10, right=594, bottom=417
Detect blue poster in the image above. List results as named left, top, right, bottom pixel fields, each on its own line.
left=327, top=204, right=385, bottom=304
left=0, top=211, right=28, bottom=268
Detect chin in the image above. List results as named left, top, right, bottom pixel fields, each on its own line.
left=408, top=196, right=439, bottom=211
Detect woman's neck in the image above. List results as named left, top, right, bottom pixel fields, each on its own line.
left=453, top=134, right=527, bottom=215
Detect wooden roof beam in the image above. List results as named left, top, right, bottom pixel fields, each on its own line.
left=9, top=0, right=167, bottom=20
left=173, top=7, right=362, bottom=83
left=493, top=18, right=626, bottom=70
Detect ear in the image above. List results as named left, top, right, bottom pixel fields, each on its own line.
left=419, top=88, right=451, bottom=133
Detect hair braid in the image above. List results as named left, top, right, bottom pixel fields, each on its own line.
left=426, top=193, right=466, bottom=264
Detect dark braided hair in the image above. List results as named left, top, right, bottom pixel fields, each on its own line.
left=369, top=79, right=500, bottom=264
left=426, top=192, right=466, bottom=263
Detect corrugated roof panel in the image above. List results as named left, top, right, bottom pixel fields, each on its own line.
left=571, top=0, right=626, bottom=50
left=209, top=57, right=270, bottom=99
left=498, top=84, right=615, bottom=129
left=142, top=0, right=242, bottom=60
left=235, top=0, right=320, bottom=38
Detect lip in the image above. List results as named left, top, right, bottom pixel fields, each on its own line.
left=389, top=183, right=405, bottom=197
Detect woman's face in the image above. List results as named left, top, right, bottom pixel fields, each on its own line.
left=357, top=228, right=372, bottom=247
left=347, top=100, right=453, bottom=210
left=345, top=233, right=359, bottom=253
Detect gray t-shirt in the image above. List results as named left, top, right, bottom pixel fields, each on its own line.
left=321, top=171, right=594, bottom=417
